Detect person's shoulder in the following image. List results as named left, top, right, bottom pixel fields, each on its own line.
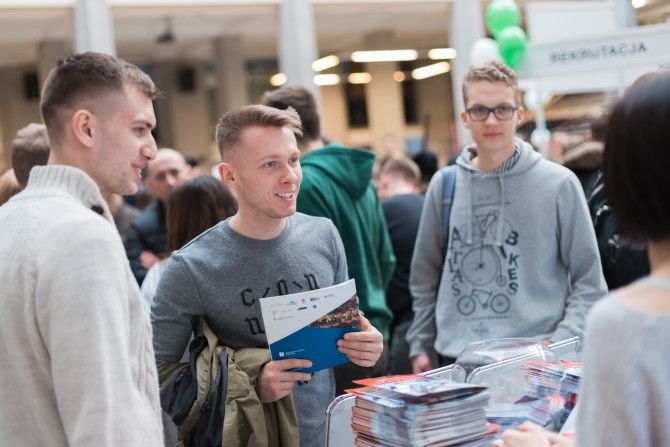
left=175, top=221, right=224, bottom=257
left=291, top=212, right=334, bottom=227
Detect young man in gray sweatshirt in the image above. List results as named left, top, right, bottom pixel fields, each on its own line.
left=151, top=105, right=383, bottom=447
left=407, top=60, right=607, bottom=373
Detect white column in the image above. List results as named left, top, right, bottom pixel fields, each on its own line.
left=214, top=36, right=248, bottom=116
left=73, top=0, right=116, bottom=56
left=608, top=0, right=637, bottom=28
left=277, top=0, right=320, bottom=104
left=449, top=0, right=485, bottom=149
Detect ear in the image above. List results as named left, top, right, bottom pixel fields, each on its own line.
left=514, top=106, right=525, bottom=128
left=218, top=162, right=238, bottom=190
left=71, top=109, right=96, bottom=149
left=460, top=109, right=470, bottom=130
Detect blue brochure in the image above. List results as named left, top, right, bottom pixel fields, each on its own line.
left=259, top=279, right=361, bottom=373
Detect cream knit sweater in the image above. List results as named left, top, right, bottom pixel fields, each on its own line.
left=0, top=165, right=163, bottom=446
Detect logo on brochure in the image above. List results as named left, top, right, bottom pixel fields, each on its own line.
left=279, top=352, right=284, bottom=357
left=288, top=300, right=297, bottom=306
left=298, top=306, right=307, bottom=310
left=310, top=297, right=319, bottom=302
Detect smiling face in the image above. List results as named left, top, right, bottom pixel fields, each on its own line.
left=219, top=125, right=301, bottom=228
left=461, top=80, right=524, bottom=158
left=92, top=83, right=157, bottom=198
left=145, top=149, right=190, bottom=204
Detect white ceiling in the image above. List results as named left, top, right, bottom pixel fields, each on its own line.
left=0, top=0, right=668, bottom=69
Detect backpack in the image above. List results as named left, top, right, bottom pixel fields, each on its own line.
left=440, top=165, right=458, bottom=255
left=588, top=172, right=649, bottom=290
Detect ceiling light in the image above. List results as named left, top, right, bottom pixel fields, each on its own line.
left=631, top=0, right=646, bottom=8
left=393, top=71, right=406, bottom=82
left=411, top=62, right=451, bottom=80
left=351, top=50, right=418, bottom=63
left=312, top=55, right=340, bottom=72
left=428, top=48, right=457, bottom=60
left=348, top=72, right=372, bottom=84
left=313, top=74, right=340, bottom=86
left=270, top=73, right=287, bottom=87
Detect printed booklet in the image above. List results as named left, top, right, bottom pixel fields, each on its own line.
left=259, top=278, right=361, bottom=373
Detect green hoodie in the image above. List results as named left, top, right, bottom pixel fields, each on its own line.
left=297, top=143, right=395, bottom=339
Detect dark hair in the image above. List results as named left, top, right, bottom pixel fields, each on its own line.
left=412, top=151, right=439, bottom=184
left=215, top=104, right=302, bottom=161
left=603, top=70, right=670, bottom=243
left=590, top=114, right=609, bottom=143
left=166, top=175, right=238, bottom=252
left=11, top=123, right=50, bottom=188
left=261, top=85, right=320, bottom=145
left=462, top=60, right=520, bottom=106
left=40, top=52, right=159, bottom=145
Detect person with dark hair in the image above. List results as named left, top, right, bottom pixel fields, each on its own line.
left=126, top=147, right=191, bottom=285
left=262, top=85, right=395, bottom=395
left=140, top=175, right=238, bottom=308
left=408, top=60, right=606, bottom=373
left=151, top=104, right=383, bottom=447
left=0, top=52, right=163, bottom=446
left=412, top=150, right=439, bottom=194
left=502, top=69, right=670, bottom=447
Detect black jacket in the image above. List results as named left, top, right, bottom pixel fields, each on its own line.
left=125, top=200, right=167, bottom=285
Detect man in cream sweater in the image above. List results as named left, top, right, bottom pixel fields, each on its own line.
left=0, top=52, right=164, bottom=446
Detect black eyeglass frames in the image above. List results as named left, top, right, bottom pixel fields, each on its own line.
left=465, top=105, right=519, bottom=121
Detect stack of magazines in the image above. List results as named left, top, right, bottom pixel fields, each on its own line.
left=485, top=361, right=583, bottom=432
left=347, top=375, right=496, bottom=446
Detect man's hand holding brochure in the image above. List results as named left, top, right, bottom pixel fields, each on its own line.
left=259, top=279, right=383, bottom=374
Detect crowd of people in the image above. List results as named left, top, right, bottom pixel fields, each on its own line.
left=0, top=50, right=667, bottom=447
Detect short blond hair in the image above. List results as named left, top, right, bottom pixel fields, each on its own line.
left=215, top=104, right=302, bottom=161
left=462, top=60, right=519, bottom=106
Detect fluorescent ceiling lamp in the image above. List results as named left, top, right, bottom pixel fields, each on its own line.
left=351, top=50, right=418, bottom=63
left=428, top=48, right=457, bottom=60
left=312, top=55, right=340, bottom=72
left=412, top=62, right=451, bottom=80
left=631, top=0, right=645, bottom=8
left=270, top=73, right=287, bottom=87
left=348, top=72, right=372, bottom=84
left=393, top=71, right=406, bottom=82
left=313, top=74, right=341, bottom=86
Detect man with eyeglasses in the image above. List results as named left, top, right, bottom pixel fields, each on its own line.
left=407, top=60, right=607, bottom=372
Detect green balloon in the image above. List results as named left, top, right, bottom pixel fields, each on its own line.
left=496, top=26, right=527, bottom=69
left=486, top=0, right=521, bottom=37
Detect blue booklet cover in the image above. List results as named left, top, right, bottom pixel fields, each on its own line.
left=259, top=278, right=361, bottom=373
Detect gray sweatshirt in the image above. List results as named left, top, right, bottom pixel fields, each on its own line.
left=407, top=139, right=607, bottom=359
left=151, top=213, right=348, bottom=447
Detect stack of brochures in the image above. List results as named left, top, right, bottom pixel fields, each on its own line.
left=347, top=375, right=496, bottom=446
left=485, top=361, right=583, bottom=432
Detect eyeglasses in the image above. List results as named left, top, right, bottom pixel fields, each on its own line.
left=465, top=106, right=519, bottom=121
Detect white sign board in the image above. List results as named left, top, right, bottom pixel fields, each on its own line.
left=525, top=1, right=617, bottom=43
left=517, top=22, right=670, bottom=93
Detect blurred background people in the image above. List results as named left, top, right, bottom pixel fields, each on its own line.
left=378, top=158, right=425, bottom=375
left=126, top=148, right=191, bottom=285
left=0, top=123, right=50, bottom=206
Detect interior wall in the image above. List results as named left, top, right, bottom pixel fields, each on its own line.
left=0, top=66, right=43, bottom=172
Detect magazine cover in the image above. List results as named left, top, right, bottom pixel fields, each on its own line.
left=259, top=278, right=361, bottom=373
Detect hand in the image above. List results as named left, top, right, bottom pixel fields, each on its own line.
left=501, top=422, right=574, bottom=447
left=411, top=354, right=432, bottom=374
left=140, top=251, right=160, bottom=269
left=337, top=315, right=383, bottom=367
left=259, top=358, right=313, bottom=403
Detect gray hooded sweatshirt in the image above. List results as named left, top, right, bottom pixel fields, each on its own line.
left=407, top=139, right=607, bottom=359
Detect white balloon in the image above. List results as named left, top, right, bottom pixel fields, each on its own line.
left=469, top=38, right=502, bottom=66
left=530, top=127, right=551, bottom=151
left=524, top=89, right=553, bottom=112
